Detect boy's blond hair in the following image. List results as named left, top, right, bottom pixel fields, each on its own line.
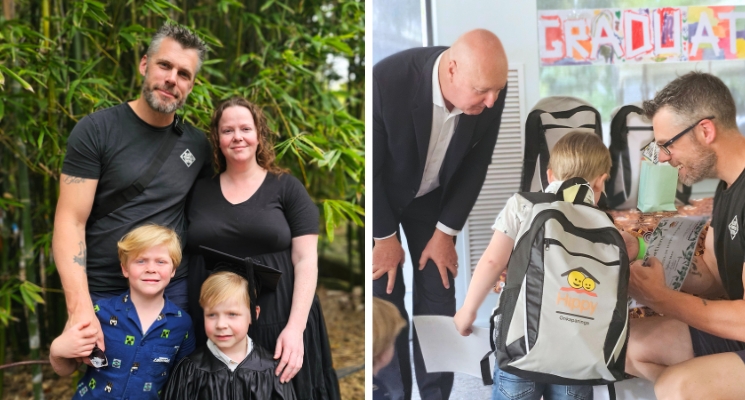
left=547, top=131, right=611, bottom=182
left=117, top=224, right=182, bottom=268
left=373, top=298, right=406, bottom=361
left=200, top=271, right=251, bottom=311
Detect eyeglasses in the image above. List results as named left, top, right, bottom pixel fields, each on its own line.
left=643, top=116, right=715, bottom=156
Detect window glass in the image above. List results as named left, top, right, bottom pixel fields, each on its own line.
left=373, top=0, right=426, bottom=65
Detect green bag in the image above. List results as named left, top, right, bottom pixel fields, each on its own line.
left=637, top=159, right=678, bottom=212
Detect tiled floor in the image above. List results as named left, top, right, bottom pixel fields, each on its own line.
left=411, top=371, right=492, bottom=399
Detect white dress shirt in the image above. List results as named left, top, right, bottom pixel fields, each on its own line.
left=375, top=52, right=462, bottom=240
left=206, top=335, right=253, bottom=371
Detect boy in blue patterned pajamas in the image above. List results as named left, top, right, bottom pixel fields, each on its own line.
left=50, top=225, right=196, bottom=399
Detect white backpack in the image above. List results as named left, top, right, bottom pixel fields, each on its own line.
left=521, top=97, right=603, bottom=192
left=487, top=178, right=630, bottom=386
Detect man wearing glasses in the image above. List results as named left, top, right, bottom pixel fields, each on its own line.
left=626, top=72, right=745, bottom=399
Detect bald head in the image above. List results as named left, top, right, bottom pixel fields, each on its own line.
left=440, top=29, right=508, bottom=115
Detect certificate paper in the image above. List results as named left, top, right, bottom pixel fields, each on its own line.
left=413, top=315, right=495, bottom=379
left=645, top=216, right=708, bottom=291
left=630, top=216, right=709, bottom=308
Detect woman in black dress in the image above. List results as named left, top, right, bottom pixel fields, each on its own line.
left=186, top=97, right=340, bottom=399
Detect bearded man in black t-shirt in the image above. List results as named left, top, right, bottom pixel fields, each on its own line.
left=625, top=72, right=745, bottom=399
left=52, top=24, right=211, bottom=359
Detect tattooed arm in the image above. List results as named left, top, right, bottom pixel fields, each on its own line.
left=52, top=174, right=104, bottom=355
left=681, top=227, right=726, bottom=298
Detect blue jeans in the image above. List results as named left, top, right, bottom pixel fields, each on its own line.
left=492, top=364, right=593, bottom=400
left=89, top=276, right=189, bottom=311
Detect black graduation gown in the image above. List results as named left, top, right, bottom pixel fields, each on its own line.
left=163, top=344, right=297, bottom=400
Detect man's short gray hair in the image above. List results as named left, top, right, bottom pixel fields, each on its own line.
left=642, top=72, right=737, bottom=130
left=147, top=23, right=208, bottom=74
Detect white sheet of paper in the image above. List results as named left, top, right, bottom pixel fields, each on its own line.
left=631, top=216, right=708, bottom=308
left=413, top=315, right=495, bottom=379
left=645, top=216, right=708, bottom=290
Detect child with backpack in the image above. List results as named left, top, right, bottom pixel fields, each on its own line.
left=50, top=224, right=196, bottom=399
left=454, top=131, right=641, bottom=400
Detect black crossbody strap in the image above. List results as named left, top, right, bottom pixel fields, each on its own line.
left=88, top=116, right=184, bottom=225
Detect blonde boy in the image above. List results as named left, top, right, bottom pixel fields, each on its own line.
left=163, top=271, right=296, bottom=399
left=50, top=224, right=195, bottom=399
left=373, top=297, right=406, bottom=375
left=454, top=131, right=638, bottom=399
left=373, top=297, right=406, bottom=399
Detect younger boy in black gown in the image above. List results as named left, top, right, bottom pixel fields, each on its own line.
left=164, top=267, right=296, bottom=399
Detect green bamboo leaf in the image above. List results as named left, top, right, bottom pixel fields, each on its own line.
left=119, top=31, right=136, bottom=46
left=37, top=126, right=46, bottom=149
left=202, top=59, right=225, bottom=66
left=0, top=65, right=34, bottom=93
left=0, top=69, right=4, bottom=86
left=20, top=290, right=35, bottom=314
left=66, top=79, right=82, bottom=108
left=295, top=136, right=325, bottom=159
left=260, top=0, right=275, bottom=12
left=0, top=100, right=4, bottom=123
left=82, top=78, right=114, bottom=86
left=77, top=57, right=103, bottom=79
left=21, top=281, right=45, bottom=305
left=322, top=201, right=336, bottom=242
left=325, top=37, right=353, bottom=55
left=274, top=1, right=296, bottom=14
left=0, top=197, right=23, bottom=209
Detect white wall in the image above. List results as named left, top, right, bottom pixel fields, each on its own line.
left=433, top=0, right=541, bottom=114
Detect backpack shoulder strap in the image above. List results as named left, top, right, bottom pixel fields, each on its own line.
left=557, top=177, right=593, bottom=205
left=517, top=191, right=558, bottom=205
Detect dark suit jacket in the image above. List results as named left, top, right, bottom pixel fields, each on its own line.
left=373, top=46, right=507, bottom=238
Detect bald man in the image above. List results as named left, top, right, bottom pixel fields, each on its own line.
left=626, top=72, right=745, bottom=399
left=373, top=29, right=508, bottom=400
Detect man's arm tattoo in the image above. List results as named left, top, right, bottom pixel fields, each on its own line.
left=64, top=176, right=86, bottom=184
left=73, top=241, right=87, bottom=269
left=701, top=298, right=708, bottom=306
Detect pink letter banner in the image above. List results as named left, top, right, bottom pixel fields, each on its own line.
left=539, top=6, right=745, bottom=66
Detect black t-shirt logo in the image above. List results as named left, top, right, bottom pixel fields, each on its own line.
left=729, top=215, right=739, bottom=240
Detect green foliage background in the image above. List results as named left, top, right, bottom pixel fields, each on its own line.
left=0, top=0, right=364, bottom=397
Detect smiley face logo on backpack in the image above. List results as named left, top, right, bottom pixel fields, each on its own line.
left=556, top=267, right=599, bottom=318
left=561, top=267, right=598, bottom=297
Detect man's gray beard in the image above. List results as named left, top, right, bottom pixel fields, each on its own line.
left=142, top=82, right=184, bottom=114
left=679, top=143, right=718, bottom=186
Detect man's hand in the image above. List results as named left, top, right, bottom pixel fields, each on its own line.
left=66, top=305, right=105, bottom=365
left=419, top=229, right=458, bottom=289
left=629, top=257, right=669, bottom=306
left=453, top=308, right=476, bottom=336
left=372, top=236, right=406, bottom=294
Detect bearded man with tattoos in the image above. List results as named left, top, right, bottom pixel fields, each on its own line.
left=52, top=24, right=211, bottom=359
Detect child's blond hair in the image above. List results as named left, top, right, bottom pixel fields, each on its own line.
left=117, top=224, right=182, bottom=268
left=200, top=271, right=251, bottom=311
left=373, top=298, right=406, bottom=361
left=547, top=131, right=611, bottom=182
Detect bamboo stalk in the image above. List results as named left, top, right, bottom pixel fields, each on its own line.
left=18, top=140, right=43, bottom=400
left=3, top=0, right=14, bottom=20
left=132, top=0, right=141, bottom=88
left=0, top=149, right=10, bottom=400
